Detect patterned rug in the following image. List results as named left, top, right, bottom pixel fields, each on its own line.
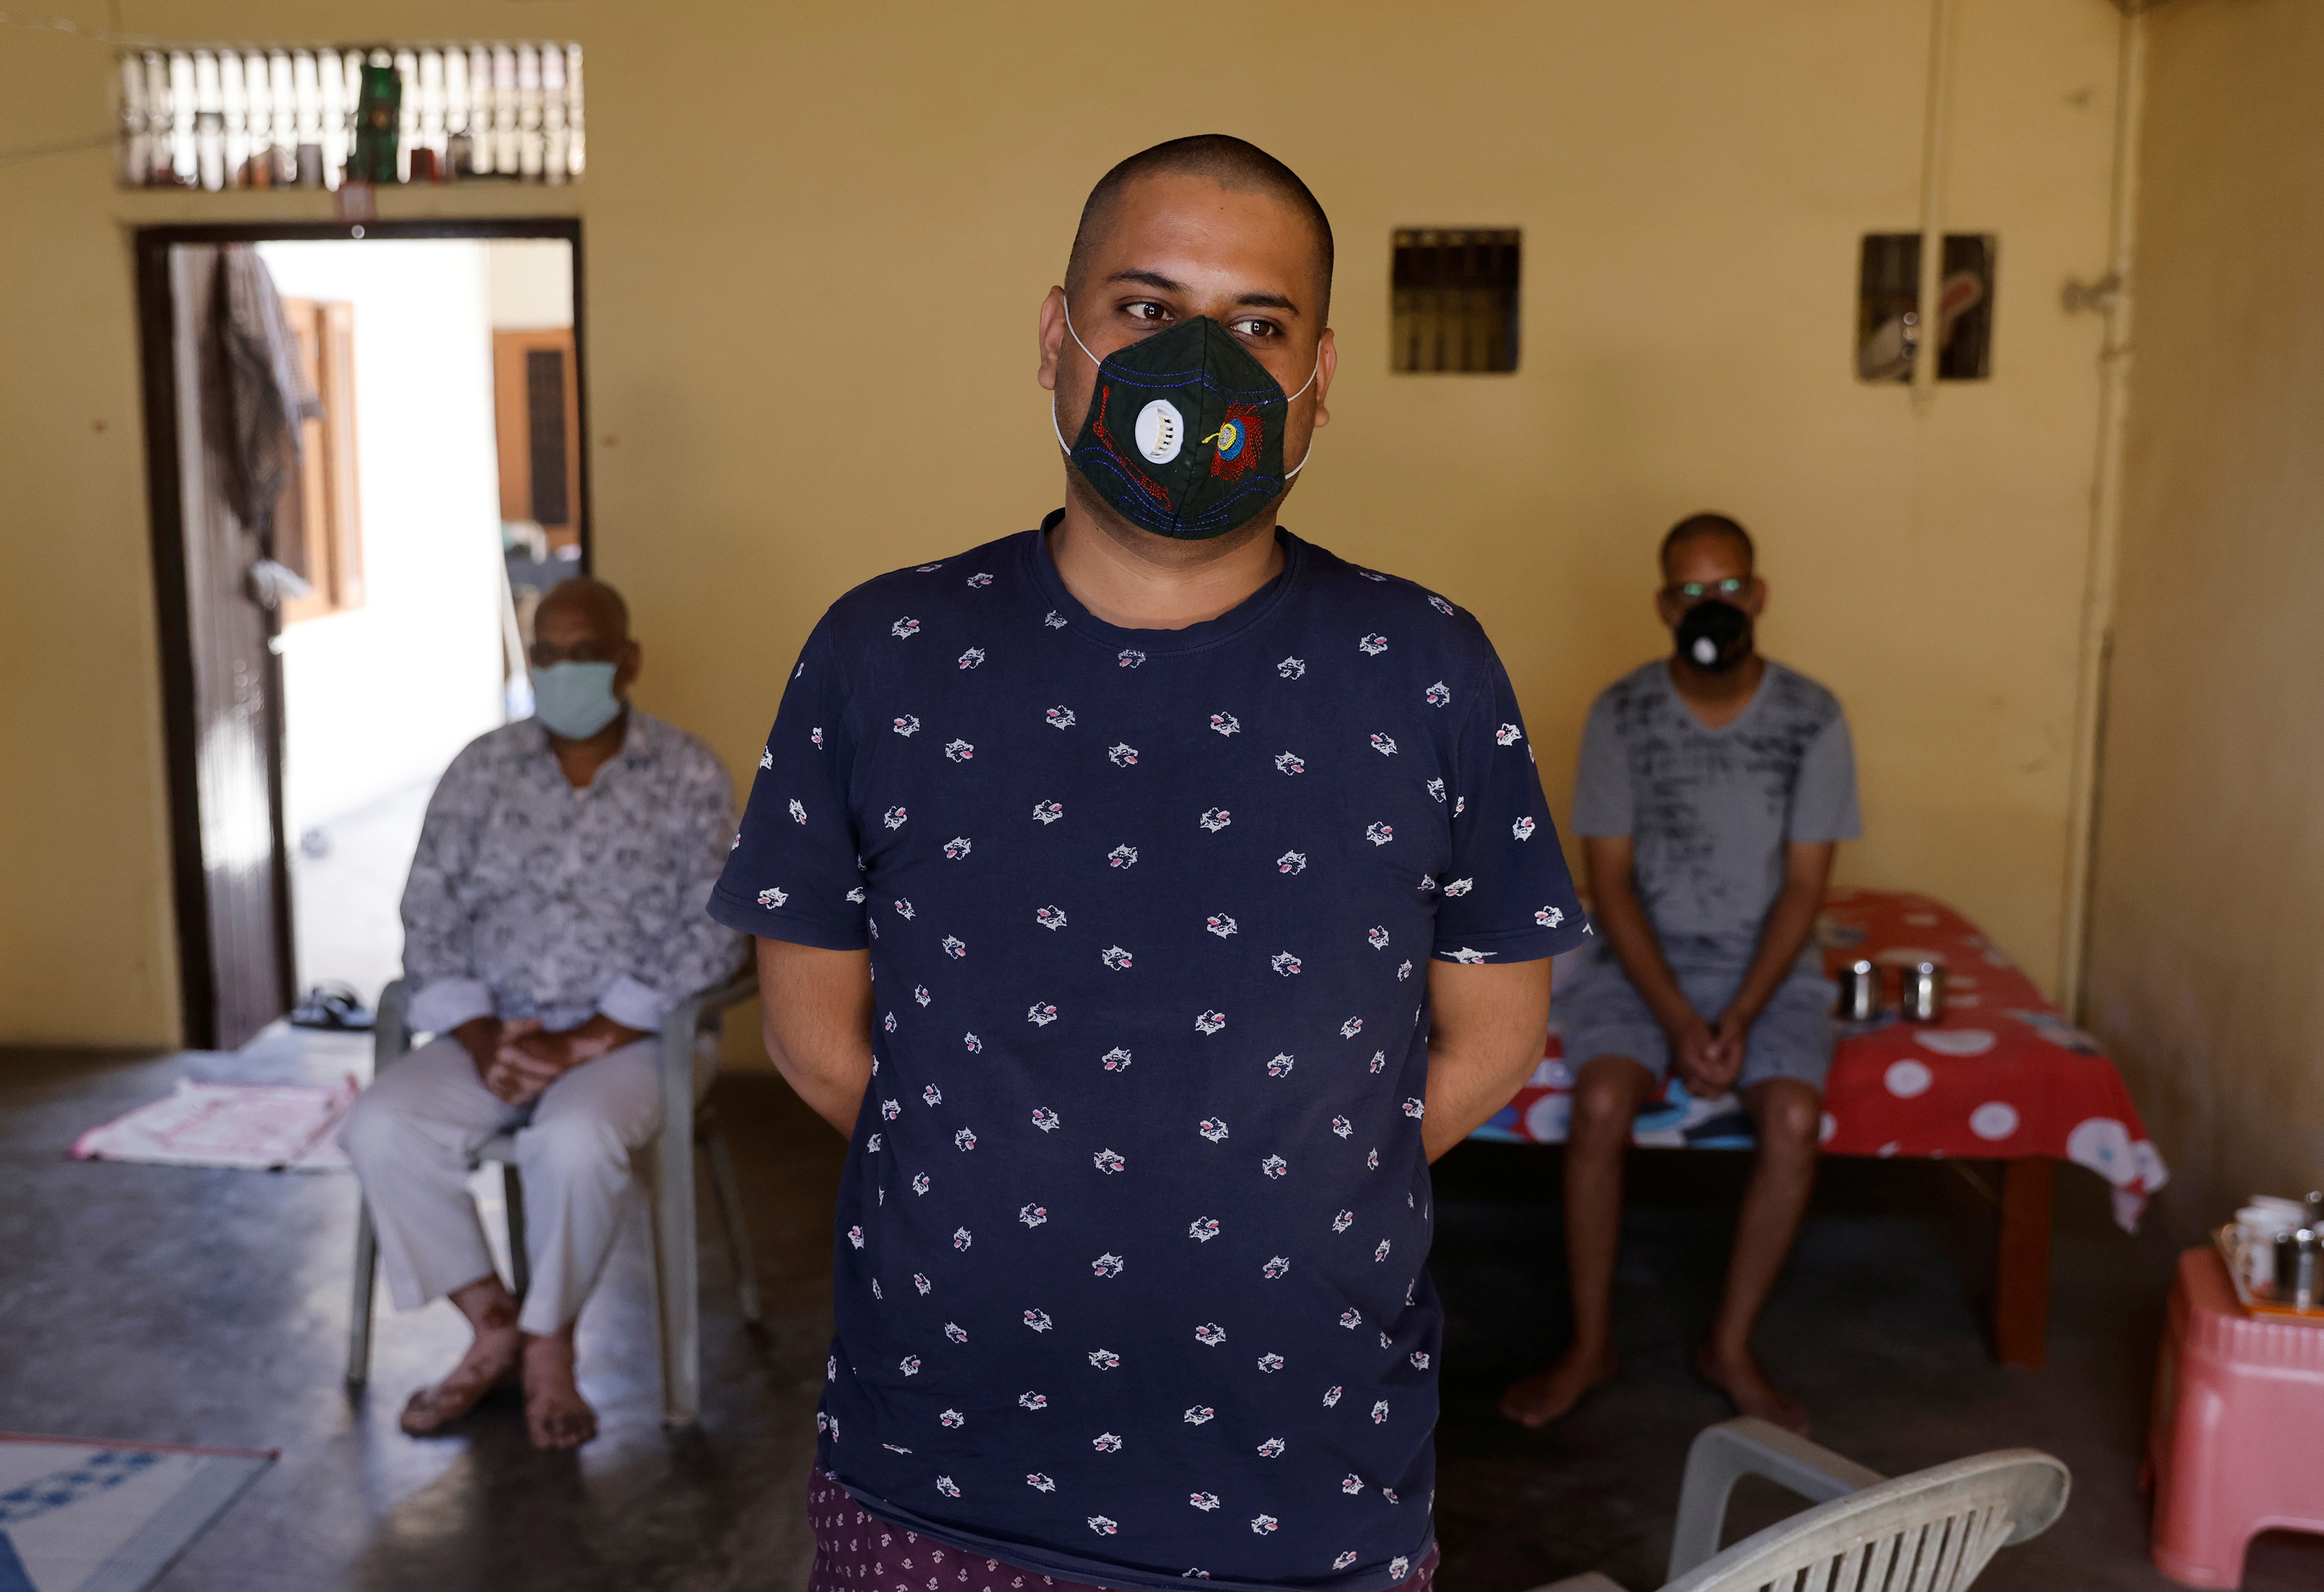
left=0, top=1436, right=273, bottom=1591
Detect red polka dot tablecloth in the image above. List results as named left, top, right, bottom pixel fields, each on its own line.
left=1470, top=887, right=2168, bottom=1229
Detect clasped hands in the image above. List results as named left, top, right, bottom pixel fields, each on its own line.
left=1663, top=1004, right=1758, bottom=1097
left=456, top=1014, right=643, bottom=1105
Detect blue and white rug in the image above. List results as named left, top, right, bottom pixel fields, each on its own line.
left=0, top=1436, right=272, bottom=1592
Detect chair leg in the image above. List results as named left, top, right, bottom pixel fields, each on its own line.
left=503, top=1163, right=531, bottom=1302
left=347, top=1201, right=380, bottom=1386
left=703, top=1127, right=762, bottom=1324
left=647, top=1126, right=701, bottom=1427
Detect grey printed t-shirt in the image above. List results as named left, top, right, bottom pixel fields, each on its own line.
left=1570, top=660, right=1860, bottom=968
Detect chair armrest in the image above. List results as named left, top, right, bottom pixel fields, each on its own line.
left=373, top=979, right=412, bottom=1074
left=656, top=967, right=762, bottom=1097
left=1667, top=1418, right=1886, bottom=1581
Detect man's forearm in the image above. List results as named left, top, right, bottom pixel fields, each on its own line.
left=1594, top=879, right=1693, bottom=1032
left=1724, top=881, right=1822, bottom=1024
left=756, top=939, right=876, bottom=1137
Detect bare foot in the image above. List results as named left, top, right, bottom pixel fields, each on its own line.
left=522, top=1332, right=598, bottom=1449
left=399, top=1324, right=521, bottom=1435
left=1693, top=1343, right=1810, bottom=1436
left=1499, top=1344, right=1619, bottom=1428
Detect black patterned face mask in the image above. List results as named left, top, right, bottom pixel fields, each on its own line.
left=1675, top=597, right=1754, bottom=672
left=1051, top=308, right=1318, bottom=541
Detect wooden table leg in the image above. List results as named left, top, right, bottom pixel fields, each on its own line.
left=1995, top=1157, right=2053, bottom=1368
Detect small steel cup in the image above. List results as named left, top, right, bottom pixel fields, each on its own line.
left=2277, top=1227, right=2324, bottom=1311
left=1898, top=960, right=1946, bottom=1023
left=1835, top=959, right=1882, bottom=1021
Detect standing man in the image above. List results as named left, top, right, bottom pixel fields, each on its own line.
left=713, top=137, right=1586, bottom=1591
left=1498, top=514, right=1859, bottom=1437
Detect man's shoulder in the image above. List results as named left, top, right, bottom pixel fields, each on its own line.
left=1590, top=660, right=1673, bottom=721
left=626, top=710, right=733, bottom=790
left=816, top=531, right=1034, bottom=646
left=1287, top=533, right=1497, bottom=663
left=1761, top=660, right=1846, bottom=725
left=444, top=718, right=544, bottom=777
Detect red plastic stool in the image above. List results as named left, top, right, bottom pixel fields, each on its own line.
left=2147, top=1247, right=2324, bottom=1586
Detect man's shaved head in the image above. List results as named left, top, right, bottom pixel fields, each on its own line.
left=1066, top=135, right=1333, bottom=314
left=535, top=575, right=629, bottom=642
left=1659, top=513, right=1756, bottom=578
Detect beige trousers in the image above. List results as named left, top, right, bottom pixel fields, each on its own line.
left=339, top=1034, right=663, bottom=1338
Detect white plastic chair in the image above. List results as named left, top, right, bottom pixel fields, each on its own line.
left=345, top=971, right=764, bottom=1426
left=1536, top=1418, right=2070, bottom=1592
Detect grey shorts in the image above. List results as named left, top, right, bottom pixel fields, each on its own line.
left=1558, top=954, right=1835, bottom=1093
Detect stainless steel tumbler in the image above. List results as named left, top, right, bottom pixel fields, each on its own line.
left=1898, top=960, right=1946, bottom=1023
left=1836, top=958, right=1882, bottom=1021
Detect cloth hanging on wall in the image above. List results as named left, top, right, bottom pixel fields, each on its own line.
left=214, top=244, right=321, bottom=547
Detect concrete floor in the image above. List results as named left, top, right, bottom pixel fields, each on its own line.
left=3, top=1033, right=2317, bottom=1591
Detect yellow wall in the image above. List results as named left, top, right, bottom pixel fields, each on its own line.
left=0, top=1, right=2125, bottom=1047
left=2085, top=0, right=2324, bottom=1229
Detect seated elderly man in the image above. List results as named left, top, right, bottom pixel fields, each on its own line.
left=340, top=576, right=743, bottom=1449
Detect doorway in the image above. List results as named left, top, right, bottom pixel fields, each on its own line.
left=136, top=221, right=586, bottom=1049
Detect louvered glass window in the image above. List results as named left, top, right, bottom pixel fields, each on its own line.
left=116, top=44, right=583, bottom=190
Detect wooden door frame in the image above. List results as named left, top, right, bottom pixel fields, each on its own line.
left=134, top=217, right=587, bottom=1048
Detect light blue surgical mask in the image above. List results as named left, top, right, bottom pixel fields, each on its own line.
left=531, top=661, right=622, bottom=739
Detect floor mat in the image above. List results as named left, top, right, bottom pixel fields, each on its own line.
left=69, top=1077, right=355, bottom=1172
left=0, top=1435, right=274, bottom=1591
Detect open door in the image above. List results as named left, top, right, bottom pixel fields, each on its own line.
left=137, top=242, right=299, bottom=1049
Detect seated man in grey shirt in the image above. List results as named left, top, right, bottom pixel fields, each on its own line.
left=1501, top=514, right=1859, bottom=1437
left=339, top=578, right=744, bottom=1449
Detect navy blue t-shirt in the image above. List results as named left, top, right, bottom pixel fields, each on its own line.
left=711, top=521, right=1586, bottom=1592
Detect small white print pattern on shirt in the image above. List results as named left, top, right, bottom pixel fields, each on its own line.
left=1035, top=905, right=1067, bottom=930
left=944, top=739, right=973, bottom=762
left=1443, top=877, right=1475, bottom=897
left=1108, top=743, right=1139, bottom=766
left=1021, top=1387, right=1049, bottom=1404
left=1101, top=944, right=1132, bottom=970
left=1426, top=778, right=1446, bottom=802
left=953, top=1225, right=973, bottom=1248
left=955, top=1128, right=977, bottom=1151
left=1092, top=1431, right=1122, bottom=1451
left=1368, top=926, right=1390, bottom=949
left=966, top=572, right=993, bottom=588
left=1020, top=1210, right=1048, bottom=1233
left=1258, top=1437, right=1287, bottom=1457
left=1206, top=914, right=1238, bottom=938
left=1262, top=1255, right=1290, bottom=1279
left=1536, top=905, right=1565, bottom=927
left=1189, top=1217, right=1220, bottom=1241
left=1209, top=712, right=1240, bottom=735
left=1261, top=1154, right=1288, bottom=1179
left=1274, top=751, right=1306, bottom=774
left=1118, top=650, right=1145, bottom=669
left=1402, top=1097, right=1427, bottom=1118
left=1267, top=1053, right=1295, bottom=1077
left=1092, top=1147, right=1126, bottom=1174
left=1032, top=1107, right=1060, bottom=1132
left=1194, top=1322, right=1227, bottom=1346
left=756, top=886, right=787, bottom=909
left=1426, top=681, right=1452, bottom=707
left=892, top=715, right=920, bottom=737
left=1323, top=1385, right=1344, bottom=1405
left=1278, top=657, right=1306, bottom=678
left=1271, top=952, right=1301, bottom=976
left=788, top=798, right=806, bottom=825
left=1191, top=1490, right=1220, bottom=1509
left=1109, top=844, right=1139, bottom=868
left=1359, top=634, right=1388, bottom=655
left=1197, top=1118, right=1230, bottom=1144
left=1370, top=733, right=1398, bottom=756
left=1365, top=822, right=1394, bottom=845
left=1195, top=1010, right=1227, bottom=1035
left=1044, top=609, right=1068, bottom=628
left=1092, top=1253, right=1124, bottom=1277
left=944, top=1321, right=968, bottom=1342
left=1087, top=1349, right=1121, bottom=1369
left=882, top=806, right=907, bottom=829
left=963, top=1032, right=982, bottom=1053
left=1101, top=1047, right=1133, bottom=1071
left=1026, top=1472, right=1054, bottom=1492
left=1045, top=705, right=1076, bottom=729
left=893, top=898, right=916, bottom=920
left=1341, top=1017, right=1365, bottom=1037
left=1335, top=1549, right=1361, bottom=1569
left=1025, top=1310, right=1054, bottom=1332
left=1444, top=946, right=1495, bottom=964
left=957, top=647, right=985, bottom=669
left=1278, top=851, right=1308, bottom=874
left=1027, top=1002, right=1059, bottom=1026
left=1496, top=722, right=1523, bottom=745
left=1199, top=807, right=1232, bottom=832
left=1513, top=816, right=1536, bottom=840
left=943, top=836, right=971, bottom=859
left=892, top=618, right=920, bottom=639
left=1430, top=595, right=1455, bottom=616
left=1033, top=799, right=1065, bottom=823
left=1088, top=1515, right=1118, bottom=1536
left=1331, top=1121, right=1353, bottom=1142
left=1252, top=1514, right=1280, bottom=1535
left=942, top=935, right=967, bottom=957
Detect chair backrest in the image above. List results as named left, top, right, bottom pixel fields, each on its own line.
left=1663, top=1449, right=2070, bottom=1592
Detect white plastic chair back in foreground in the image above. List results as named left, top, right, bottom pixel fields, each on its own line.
left=1663, top=1446, right=2069, bottom=1592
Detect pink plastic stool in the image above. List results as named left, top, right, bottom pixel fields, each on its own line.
left=2147, top=1247, right=2324, bottom=1586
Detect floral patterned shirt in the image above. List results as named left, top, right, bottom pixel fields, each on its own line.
left=712, top=523, right=1586, bottom=1592
left=401, top=708, right=745, bottom=1034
